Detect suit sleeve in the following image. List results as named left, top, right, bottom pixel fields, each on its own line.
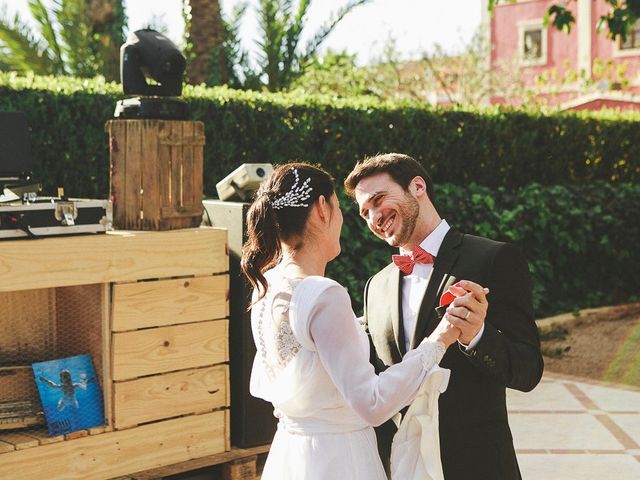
left=463, top=243, right=544, bottom=392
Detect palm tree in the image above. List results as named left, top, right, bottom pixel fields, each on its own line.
left=183, top=0, right=228, bottom=85
left=256, top=0, right=371, bottom=91
left=0, top=0, right=126, bottom=80
left=183, top=0, right=371, bottom=91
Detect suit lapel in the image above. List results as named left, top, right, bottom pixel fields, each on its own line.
left=410, top=228, right=463, bottom=349
left=389, top=265, right=406, bottom=357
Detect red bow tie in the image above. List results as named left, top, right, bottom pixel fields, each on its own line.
left=392, top=245, right=435, bottom=275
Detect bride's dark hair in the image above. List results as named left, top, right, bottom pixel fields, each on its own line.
left=241, top=162, right=335, bottom=301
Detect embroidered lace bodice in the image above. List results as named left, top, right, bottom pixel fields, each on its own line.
left=254, top=276, right=303, bottom=381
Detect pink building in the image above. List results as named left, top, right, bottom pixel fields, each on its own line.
left=485, top=0, right=640, bottom=109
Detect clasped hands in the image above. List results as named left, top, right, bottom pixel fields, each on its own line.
left=430, top=280, right=490, bottom=348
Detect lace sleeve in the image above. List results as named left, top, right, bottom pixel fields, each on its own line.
left=308, top=284, right=445, bottom=427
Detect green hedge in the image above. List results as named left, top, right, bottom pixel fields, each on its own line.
left=330, top=181, right=640, bottom=318
left=1, top=74, right=638, bottom=317
left=0, top=73, right=638, bottom=200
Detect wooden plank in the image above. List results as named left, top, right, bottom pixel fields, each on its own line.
left=0, top=411, right=228, bottom=480
left=65, top=430, right=89, bottom=440
left=112, top=320, right=228, bottom=380
left=123, top=120, right=143, bottom=230
left=0, top=289, right=56, bottom=365
left=158, top=120, right=173, bottom=228
left=0, top=431, right=40, bottom=450
left=0, top=440, right=15, bottom=453
left=126, top=444, right=269, bottom=480
left=113, top=365, right=229, bottom=429
left=141, top=120, right=162, bottom=230
left=107, top=120, right=128, bottom=229
left=22, top=427, right=65, bottom=445
left=222, top=455, right=257, bottom=480
left=112, top=275, right=229, bottom=331
left=102, top=283, right=114, bottom=429
left=0, top=228, right=228, bottom=292
left=170, top=121, right=183, bottom=219
left=191, top=122, right=205, bottom=215
left=89, top=425, right=107, bottom=435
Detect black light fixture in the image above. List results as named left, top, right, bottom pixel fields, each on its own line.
left=114, top=29, right=189, bottom=119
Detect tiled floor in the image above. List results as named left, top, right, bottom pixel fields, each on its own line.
left=508, top=372, right=640, bottom=479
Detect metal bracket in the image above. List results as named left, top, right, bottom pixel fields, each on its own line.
left=54, top=202, right=78, bottom=226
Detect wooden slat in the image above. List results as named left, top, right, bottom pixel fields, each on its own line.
left=101, top=283, right=114, bottom=428
left=222, top=455, right=257, bottom=480
left=126, top=445, right=269, bottom=480
left=191, top=122, right=205, bottom=214
left=141, top=120, right=161, bottom=230
left=22, top=427, right=65, bottom=445
left=170, top=121, right=183, bottom=217
left=0, top=411, right=228, bottom=479
left=65, top=430, right=89, bottom=440
left=0, top=440, right=15, bottom=453
left=112, top=275, right=229, bottom=331
left=112, top=320, right=228, bottom=380
left=107, top=120, right=128, bottom=229
left=0, top=431, right=40, bottom=450
left=158, top=120, right=173, bottom=228
left=113, top=365, right=229, bottom=429
left=124, top=120, right=143, bottom=230
left=0, top=228, right=228, bottom=292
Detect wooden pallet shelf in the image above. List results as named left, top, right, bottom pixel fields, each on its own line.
left=0, top=228, right=231, bottom=479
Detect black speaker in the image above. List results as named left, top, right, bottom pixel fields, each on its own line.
left=202, top=200, right=277, bottom=447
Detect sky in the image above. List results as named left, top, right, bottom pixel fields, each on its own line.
left=9, top=0, right=483, bottom=65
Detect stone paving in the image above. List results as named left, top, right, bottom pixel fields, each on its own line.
left=508, top=371, right=640, bottom=479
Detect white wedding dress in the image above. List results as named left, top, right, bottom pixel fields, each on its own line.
left=250, top=265, right=449, bottom=480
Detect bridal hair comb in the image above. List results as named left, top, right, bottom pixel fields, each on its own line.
left=271, top=168, right=313, bottom=210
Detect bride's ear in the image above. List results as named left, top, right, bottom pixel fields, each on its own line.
left=315, top=195, right=330, bottom=223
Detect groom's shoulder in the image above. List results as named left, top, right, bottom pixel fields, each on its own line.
left=369, top=262, right=396, bottom=284
left=460, top=231, right=507, bottom=253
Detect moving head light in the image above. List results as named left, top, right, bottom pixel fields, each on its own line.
left=114, top=29, right=189, bottom=119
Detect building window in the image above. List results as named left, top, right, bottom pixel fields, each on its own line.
left=519, top=21, right=547, bottom=66
left=620, top=22, right=640, bottom=50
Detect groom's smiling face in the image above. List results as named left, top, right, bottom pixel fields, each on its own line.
left=354, top=172, right=420, bottom=248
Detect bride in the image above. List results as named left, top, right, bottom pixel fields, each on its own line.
left=241, top=163, right=459, bottom=479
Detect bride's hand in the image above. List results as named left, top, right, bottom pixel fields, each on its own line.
left=428, top=317, right=461, bottom=348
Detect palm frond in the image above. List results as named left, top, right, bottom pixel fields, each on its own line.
left=28, top=0, right=65, bottom=71
left=301, top=0, right=370, bottom=65
left=0, top=12, right=57, bottom=74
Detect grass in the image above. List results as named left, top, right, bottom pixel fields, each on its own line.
left=604, top=322, right=640, bottom=386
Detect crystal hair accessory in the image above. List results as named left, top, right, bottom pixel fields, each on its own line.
left=271, top=169, right=313, bottom=210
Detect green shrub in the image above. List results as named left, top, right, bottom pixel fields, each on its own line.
left=0, top=73, right=639, bottom=199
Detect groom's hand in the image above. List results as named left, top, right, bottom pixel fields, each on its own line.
left=444, top=280, right=489, bottom=345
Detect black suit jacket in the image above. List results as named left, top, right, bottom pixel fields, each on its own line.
left=363, top=228, right=544, bottom=480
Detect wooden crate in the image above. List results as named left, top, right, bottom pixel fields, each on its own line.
left=106, top=119, right=205, bottom=231
left=0, top=228, right=231, bottom=479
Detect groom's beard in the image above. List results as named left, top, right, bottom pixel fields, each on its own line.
left=386, top=194, right=420, bottom=248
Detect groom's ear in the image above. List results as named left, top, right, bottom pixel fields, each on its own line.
left=409, top=176, right=427, bottom=198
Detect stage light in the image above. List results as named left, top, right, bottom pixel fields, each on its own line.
left=114, top=29, right=188, bottom=119
left=216, top=164, right=274, bottom=201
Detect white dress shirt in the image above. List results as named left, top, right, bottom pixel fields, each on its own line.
left=400, top=220, right=484, bottom=352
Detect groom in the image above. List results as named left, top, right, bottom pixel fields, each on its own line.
left=344, top=153, right=544, bottom=479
